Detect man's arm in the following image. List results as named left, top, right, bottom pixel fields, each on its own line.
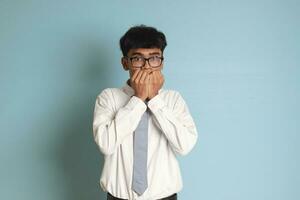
left=92, top=88, right=147, bottom=156
left=147, top=91, right=198, bottom=156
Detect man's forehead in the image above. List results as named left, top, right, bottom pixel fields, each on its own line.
left=128, top=48, right=162, bottom=56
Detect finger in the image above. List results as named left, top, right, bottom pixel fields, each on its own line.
left=135, top=70, right=144, bottom=83
left=140, top=70, right=148, bottom=83
left=147, top=75, right=152, bottom=95
left=158, top=71, right=163, bottom=82
left=138, top=70, right=148, bottom=83
left=132, top=69, right=141, bottom=83
left=153, top=71, right=158, bottom=83
left=131, top=69, right=141, bottom=81
left=149, top=71, right=153, bottom=84
left=158, top=70, right=162, bottom=76
left=145, top=73, right=150, bottom=84
left=160, top=73, right=164, bottom=84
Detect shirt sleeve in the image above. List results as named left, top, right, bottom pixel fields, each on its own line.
left=147, top=91, right=198, bottom=156
left=92, top=89, right=147, bottom=156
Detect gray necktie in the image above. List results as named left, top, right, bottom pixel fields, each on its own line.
left=132, top=102, right=149, bottom=195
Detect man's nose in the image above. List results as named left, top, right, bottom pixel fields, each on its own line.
left=142, top=61, right=152, bottom=71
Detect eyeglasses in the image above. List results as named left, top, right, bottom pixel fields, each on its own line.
left=125, top=55, right=164, bottom=68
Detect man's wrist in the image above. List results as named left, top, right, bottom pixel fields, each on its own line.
left=148, top=91, right=158, bottom=99
left=133, top=95, right=147, bottom=102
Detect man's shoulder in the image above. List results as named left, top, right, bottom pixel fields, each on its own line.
left=95, top=87, right=126, bottom=99
left=160, top=88, right=181, bottom=97
left=162, top=88, right=189, bottom=104
left=100, top=87, right=122, bottom=93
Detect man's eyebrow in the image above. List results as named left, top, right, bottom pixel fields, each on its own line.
left=149, top=52, right=161, bottom=55
left=131, top=52, right=143, bottom=56
left=130, top=52, right=161, bottom=56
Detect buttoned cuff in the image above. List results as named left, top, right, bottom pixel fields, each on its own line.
left=125, top=95, right=147, bottom=113
left=147, top=94, right=166, bottom=112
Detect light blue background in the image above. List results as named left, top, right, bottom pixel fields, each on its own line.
left=0, top=0, right=299, bottom=200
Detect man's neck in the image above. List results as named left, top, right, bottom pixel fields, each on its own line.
left=127, top=79, right=131, bottom=87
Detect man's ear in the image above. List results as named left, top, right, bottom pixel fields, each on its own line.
left=121, top=57, right=129, bottom=71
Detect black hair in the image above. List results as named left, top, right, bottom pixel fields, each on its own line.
left=119, top=24, right=167, bottom=56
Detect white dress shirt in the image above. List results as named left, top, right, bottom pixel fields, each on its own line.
left=92, top=79, right=198, bottom=200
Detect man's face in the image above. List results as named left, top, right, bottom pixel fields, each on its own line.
left=121, top=48, right=164, bottom=78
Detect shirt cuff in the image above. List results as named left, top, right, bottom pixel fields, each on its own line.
left=125, top=95, right=147, bottom=113
left=147, top=94, right=166, bottom=112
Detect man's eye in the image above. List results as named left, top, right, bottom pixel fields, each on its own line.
left=132, top=57, right=143, bottom=61
left=150, top=56, right=160, bottom=61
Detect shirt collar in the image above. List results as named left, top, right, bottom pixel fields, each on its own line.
left=122, top=79, right=164, bottom=97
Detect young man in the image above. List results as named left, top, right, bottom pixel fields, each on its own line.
left=92, top=25, right=198, bottom=200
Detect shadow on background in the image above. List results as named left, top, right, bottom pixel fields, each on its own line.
left=56, top=37, right=114, bottom=200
